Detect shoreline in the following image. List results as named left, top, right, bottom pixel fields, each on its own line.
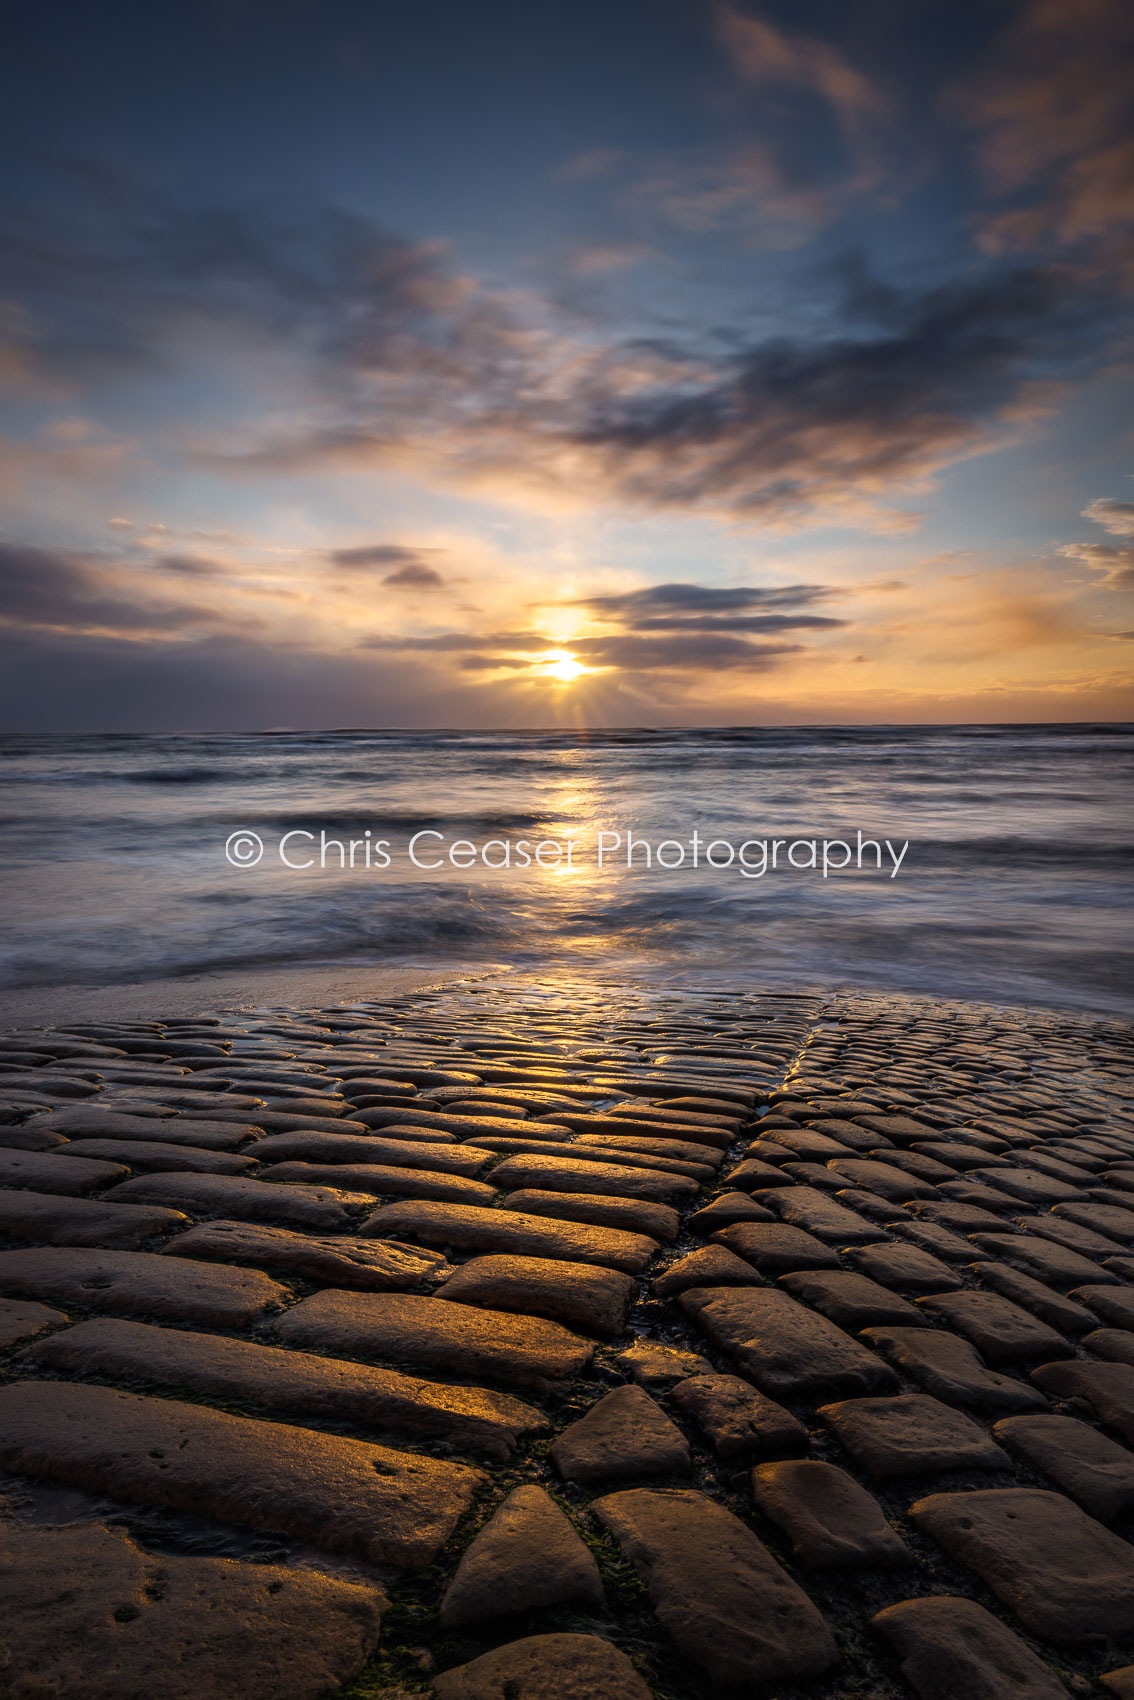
left=0, top=958, right=494, bottom=1028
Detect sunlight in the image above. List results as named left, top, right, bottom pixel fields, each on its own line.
left=538, top=649, right=589, bottom=682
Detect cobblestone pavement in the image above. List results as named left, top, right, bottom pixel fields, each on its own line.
left=1, top=976, right=1133, bottom=1699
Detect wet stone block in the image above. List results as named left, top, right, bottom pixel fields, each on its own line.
left=776, top=1269, right=925, bottom=1330
left=0, top=1521, right=386, bottom=1700
left=917, top=1291, right=1073, bottom=1364
left=994, top=1413, right=1134, bottom=1522
left=818, top=1392, right=1010, bottom=1479
left=362, top=1200, right=658, bottom=1273
left=679, top=1285, right=898, bottom=1401
left=861, top=1326, right=1047, bottom=1413
left=0, top=1189, right=188, bottom=1249
left=846, top=1240, right=964, bottom=1292
left=0, top=1296, right=68, bottom=1348
left=670, top=1373, right=808, bottom=1460
left=436, top=1253, right=636, bottom=1337
left=440, top=1485, right=604, bottom=1627
left=24, top=1316, right=546, bottom=1458
left=161, top=1219, right=450, bottom=1290
left=910, top=1486, right=1134, bottom=1645
left=711, top=1221, right=841, bottom=1273
left=0, top=1246, right=288, bottom=1327
left=275, top=1287, right=594, bottom=1389
left=751, top=1458, right=912, bottom=1568
left=872, top=1595, right=1070, bottom=1700
left=550, top=1385, right=691, bottom=1482
left=432, top=1633, right=652, bottom=1700
left=0, top=1380, right=482, bottom=1569
left=593, top=1487, right=838, bottom=1687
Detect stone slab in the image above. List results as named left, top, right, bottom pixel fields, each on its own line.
left=550, top=1385, right=690, bottom=1482
left=437, top=1254, right=636, bottom=1337
left=711, top=1221, right=842, bottom=1272
left=432, top=1633, right=652, bottom=1700
left=968, top=1262, right=1100, bottom=1336
left=0, top=1145, right=129, bottom=1193
left=0, top=1296, right=68, bottom=1348
left=0, top=1380, right=481, bottom=1569
left=846, top=1240, right=964, bottom=1292
left=1029, top=1360, right=1134, bottom=1446
left=818, top=1392, right=1010, bottom=1478
left=256, top=1159, right=496, bottom=1204
left=764, top=1185, right=879, bottom=1243
left=751, top=1458, right=911, bottom=1568
left=275, top=1287, right=594, bottom=1388
left=487, top=1153, right=697, bottom=1205
left=25, top=1316, right=543, bottom=1458
left=62, top=1138, right=258, bottom=1174
left=777, top=1269, right=925, bottom=1330
left=161, top=1218, right=449, bottom=1289
left=652, top=1245, right=765, bottom=1297
left=994, top=1413, right=1134, bottom=1522
left=0, top=1246, right=288, bottom=1327
left=909, top=1486, right=1134, bottom=1644
left=362, top=1200, right=658, bottom=1273
left=679, top=1285, right=898, bottom=1401
left=23, top=1110, right=264, bottom=1148
left=0, top=1520, right=385, bottom=1700
left=861, top=1326, right=1047, bottom=1412
left=440, top=1485, right=604, bottom=1627
left=593, top=1487, right=837, bottom=1686
left=103, top=1171, right=376, bottom=1230
left=250, top=1130, right=492, bottom=1174
left=670, top=1372, right=807, bottom=1459
left=872, top=1595, right=1070, bottom=1700
left=501, top=1188, right=678, bottom=1241
left=917, top=1292, right=1073, bottom=1364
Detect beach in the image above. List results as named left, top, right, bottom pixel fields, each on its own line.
left=1, top=969, right=1132, bottom=1698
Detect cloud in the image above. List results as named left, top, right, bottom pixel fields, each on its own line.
left=960, top=0, right=1134, bottom=278
left=570, top=632, right=803, bottom=670
left=156, top=553, right=227, bottom=577
left=555, top=267, right=1085, bottom=524
left=357, top=629, right=545, bottom=653
left=578, top=581, right=835, bottom=616
left=0, top=543, right=228, bottom=632
left=1083, top=496, right=1134, bottom=536
left=715, top=6, right=886, bottom=136
left=326, top=543, right=447, bottom=589
left=382, top=561, right=446, bottom=589
left=1059, top=541, right=1134, bottom=590
left=0, top=184, right=1101, bottom=533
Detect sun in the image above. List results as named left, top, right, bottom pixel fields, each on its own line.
left=538, top=649, right=588, bottom=682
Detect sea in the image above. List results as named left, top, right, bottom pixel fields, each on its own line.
left=0, top=724, right=1131, bottom=1013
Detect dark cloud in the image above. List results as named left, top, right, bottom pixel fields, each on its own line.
left=357, top=629, right=545, bottom=653
left=627, top=612, right=845, bottom=633
left=560, top=267, right=1094, bottom=521
left=155, top=554, right=226, bottom=576
left=0, top=543, right=225, bottom=632
left=382, top=562, right=446, bottom=589
left=0, top=180, right=1108, bottom=529
left=579, top=582, right=834, bottom=616
left=574, top=579, right=845, bottom=638
left=571, top=633, right=803, bottom=670
left=326, top=544, right=446, bottom=589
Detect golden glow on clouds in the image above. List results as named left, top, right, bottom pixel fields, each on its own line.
left=538, top=649, right=590, bottom=682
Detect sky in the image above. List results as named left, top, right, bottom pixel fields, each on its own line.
left=1, top=0, right=1132, bottom=730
